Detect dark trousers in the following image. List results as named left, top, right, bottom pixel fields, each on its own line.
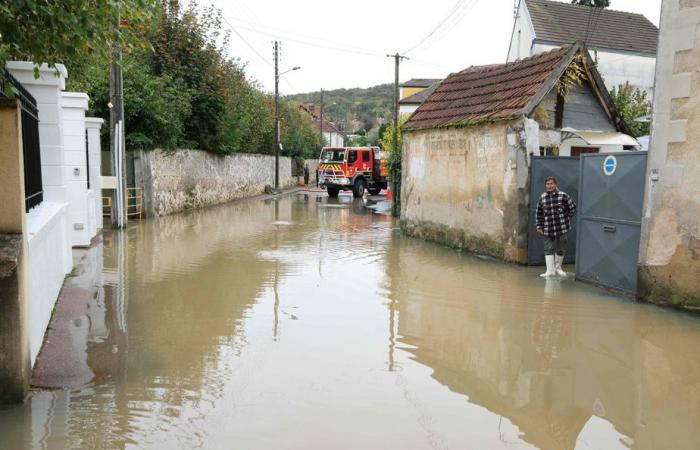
left=543, top=233, right=568, bottom=256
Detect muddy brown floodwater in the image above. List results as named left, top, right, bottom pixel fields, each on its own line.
left=1, top=193, right=700, bottom=449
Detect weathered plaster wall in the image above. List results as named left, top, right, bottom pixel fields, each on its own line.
left=638, top=0, right=700, bottom=310
left=137, top=149, right=295, bottom=216
left=0, top=100, right=30, bottom=403
left=400, top=120, right=530, bottom=263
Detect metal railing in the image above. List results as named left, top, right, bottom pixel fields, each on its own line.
left=1, top=69, right=43, bottom=211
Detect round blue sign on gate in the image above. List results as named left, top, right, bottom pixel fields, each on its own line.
left=603, top=155, right=617, bottom=176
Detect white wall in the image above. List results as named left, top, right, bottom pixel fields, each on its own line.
left=6, top=62, right=97, bottom=366
left=61, top=92, right=94, bottom=246
left=26, top=202, right=71, bottom=363
left=324, top=131, right=344, bottom=147
left=86, top=118, right=104, bottom=230
left=400, top=104, right=419, bottom=116
left=507, top=0, right=536, bottom=62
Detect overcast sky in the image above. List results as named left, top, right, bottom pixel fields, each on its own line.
left=208, top=0, right=662, bottom=95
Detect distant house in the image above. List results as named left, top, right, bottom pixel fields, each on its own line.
left=401, top=43, right=637, bottom=263
left=399, top=80, right=441, bottom=117
left=507, top=0, right=658, bottom=93
left=299, top=103, right=344, bottom=147
left=400, top=79, right=441, bottom=100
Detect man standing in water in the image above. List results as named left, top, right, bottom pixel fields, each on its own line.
left=536, top=176, right=577, bottom=277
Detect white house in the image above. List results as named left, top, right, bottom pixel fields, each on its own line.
left=299, top=104, right=344, bottom=147
left=5, top=62, right=104, bottom=364
left=399, top=80, right=441, bottom=117
left=507, top=0, right=659, bottom=93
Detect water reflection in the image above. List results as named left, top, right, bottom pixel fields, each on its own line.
left=0, top=194, right=698, bottom=449
left=384, top=236, right=700, bottom=449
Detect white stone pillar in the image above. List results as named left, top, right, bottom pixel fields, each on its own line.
left=61, top=92, right=92, bottom=247
left=5, top=62, right=68, bottom=204
left=85, top=118, right=104, bottom=230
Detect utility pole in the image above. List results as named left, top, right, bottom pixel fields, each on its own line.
left=387, top=52, right=408, bottom=216
left=272, top=43, right=300, bottom=190
left=110, top=5, right=127, bottom=227
left=319, top=88, right=324, bottom=147
left=274, top=41, right=280, bottom=191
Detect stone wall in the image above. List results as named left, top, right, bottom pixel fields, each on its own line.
left=137, top=149, right=295, bottom=216
left=305, top=158, right=320, bottom=185
left=638, top=0, right=700, bottom=310
left=400, top=120, right=530, bottom=263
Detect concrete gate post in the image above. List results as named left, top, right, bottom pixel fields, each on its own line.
left=86, top=117, right=105, bottom=230
left=0, top=99, right=31, bottom=404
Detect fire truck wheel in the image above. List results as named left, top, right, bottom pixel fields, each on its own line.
left=368, top=187, right=381, bottom=196
left=353, top=178, right=366, bottom=198
left=327, top=187, right=340, bottom=198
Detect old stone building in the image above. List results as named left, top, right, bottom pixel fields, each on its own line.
left=638, top=0, right=700, bottom=309
left=401, top=43, right=635, bottom=263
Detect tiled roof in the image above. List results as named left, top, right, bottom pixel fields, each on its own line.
left=399, top=81, right=442, bottom=105
left=526, top=0, right=658, bottom=55
left=299, top=103, right=341, bottom=134
left=404, top=46, right=573, bottom=130
left=401, top=78, right=442, bottom=88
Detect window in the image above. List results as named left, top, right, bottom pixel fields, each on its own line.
left=362, top=151, right=370, bottom=162
left=348, top=150, right=357, bottom=164
left=321, top=149, right=345, bottom=163
left=539, top=146, right=560, bottom=156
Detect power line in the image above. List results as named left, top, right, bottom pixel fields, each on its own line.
left=206, top=0, right=273, bottom=68
left=229, top=21, right=385, bottom=57
left=403, top=0, right=466, bottom=54
left=208, top=5, right=385, bottom=57
left=403, top=0, right=476, bottom=55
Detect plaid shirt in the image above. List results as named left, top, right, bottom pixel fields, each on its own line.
left=536, top=190, right=577, bottom=237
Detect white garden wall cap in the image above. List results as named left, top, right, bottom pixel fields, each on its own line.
left=5, top=61, right=67, bottom=89
left=85, top=117, right=105, bottom=128
left=561, top=128, right=640, bottom=147
left=61, top=91, right=89, bottom=109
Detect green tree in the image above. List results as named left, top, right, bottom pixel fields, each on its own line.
left=70, top=54, right=191, bottom=151
left=610, top=82, right=651, bottom=138
left=280, top=103, right=323, bottom=159
left=379, top=116, right=409, bottom=217
left=379, top=116, right=408, bottom=155
left=0, top=0, right=156, bottom=71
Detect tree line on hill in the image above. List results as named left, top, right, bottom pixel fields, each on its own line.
left=1, top=0, right=647, bottom=166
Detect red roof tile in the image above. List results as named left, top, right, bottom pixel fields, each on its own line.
left=404, top=46, right=573, bottom=130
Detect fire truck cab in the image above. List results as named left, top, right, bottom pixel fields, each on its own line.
left=318, top=146, right=389, bottom=198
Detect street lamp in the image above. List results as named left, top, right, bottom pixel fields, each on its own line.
left=274, top=55, right=301, bottom=191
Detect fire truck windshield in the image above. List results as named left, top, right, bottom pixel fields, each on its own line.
left=320, top=149, right=345, bottom=163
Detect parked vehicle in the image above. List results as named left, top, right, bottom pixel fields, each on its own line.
left=318, top=146, right=389, bottom=198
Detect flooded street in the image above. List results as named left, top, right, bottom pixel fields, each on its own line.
left=2, top=193, right=700, bottom=449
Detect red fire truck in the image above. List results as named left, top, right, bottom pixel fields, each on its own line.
left=318, top=146, right=390, bottom=198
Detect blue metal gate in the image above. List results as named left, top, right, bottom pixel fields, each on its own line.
left=528, top=157, right=580, bottom=265
left=575, top=152, right=648, bottom=293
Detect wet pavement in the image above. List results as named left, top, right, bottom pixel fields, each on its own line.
left=1, top=192, right=700, bottom=449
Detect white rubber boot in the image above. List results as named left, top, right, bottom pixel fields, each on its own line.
left=540, top=255, right=556, bottom=278
left=554, top=255, right=567, bottom=277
